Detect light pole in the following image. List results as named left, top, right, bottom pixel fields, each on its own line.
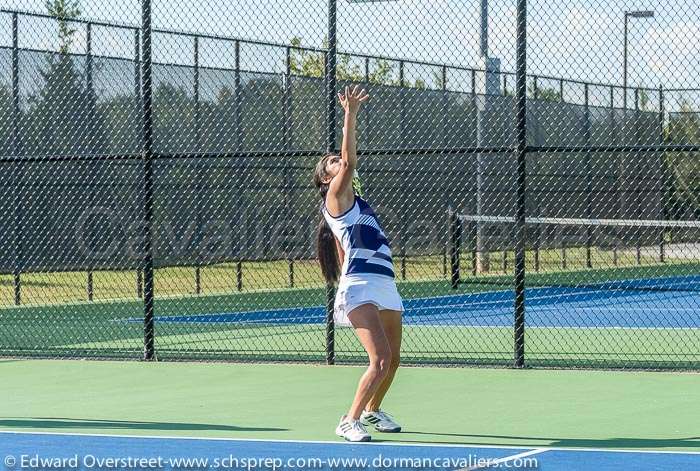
left=623, top=10, right=654, bottom=108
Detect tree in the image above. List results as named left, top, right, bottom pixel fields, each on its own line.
left=529, top=82, right=561, bottom=102
left=289, top=37, right=426, bottom=88
left=637, top=89, right=651, bottom=111
left=25, top=0, right=97, bottom=156
left=665, top=102, right=700, bottom=218
left=152, top=82, right=196, bottom=153
left=47, top=0, right=81, bottom=54
left=0, top=85, right=12, bottom=155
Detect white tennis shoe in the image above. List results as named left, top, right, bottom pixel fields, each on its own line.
left=335, top=415, right=371, bottom=442
left=360, top=409, right=402, bottom=433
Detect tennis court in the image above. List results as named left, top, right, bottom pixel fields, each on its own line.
left=1, top=360, right=698, bottom=470
left=147, top=275, right=700, bottom=329
left=2, top=0, right=700, bottom=468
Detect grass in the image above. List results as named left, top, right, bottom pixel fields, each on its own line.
left=0, top=248, right=698, bottom=368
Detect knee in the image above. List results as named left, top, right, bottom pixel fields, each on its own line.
left=369, top=350, right=393, bottom=380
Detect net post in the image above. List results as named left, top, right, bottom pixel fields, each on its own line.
left=470, top=218, right=477, bottom=276
left=236, top=260, right=243, bottom=291
left=87, top=271, right=94, bottom=302
left=325, top=282, right=336, bottom=365
left=442, top=200, right=448, bottom=279
left=449, top=207, right=461, bottom=289
left=558, top=225, right=566, bottom=270
left=136, top=268, right=143, bottom=298
left=400, top=207, right=406, bottom=281
left=534, top=224, right=540, bottom=272
left=141, top=0, right=156, bottom=362
left=561, top=246, right=567, bottom=270
left=400, top=249, right=406, bottom=280
left=514, top=0, right=527, bottom=369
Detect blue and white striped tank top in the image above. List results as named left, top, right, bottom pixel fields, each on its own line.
left=322, top=195, right=394, bottom=279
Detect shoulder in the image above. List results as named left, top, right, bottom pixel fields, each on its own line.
left=324, top=195, right=358, bottom=220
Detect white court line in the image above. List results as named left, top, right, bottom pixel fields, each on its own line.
left=460, top=448, right=549, bottom=470
left=0, top=430, right=535, bottom=450
left=1, top=430, right=699, bottom=455
left=404, top=323, right=700, bottom=330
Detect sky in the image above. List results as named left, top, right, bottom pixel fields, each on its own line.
left=2, top=0, right=699, bottom=110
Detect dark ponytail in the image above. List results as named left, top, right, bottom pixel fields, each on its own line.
left=313, top=154, right=341, bottom=284
left=316, top=218, right=340, bottom=284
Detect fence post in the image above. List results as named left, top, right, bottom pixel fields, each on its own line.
left=364, top=56, right=371, bottom=144
left=86, top=22, right=95, bottom=301
left=134, top=29, right=142, bottom=299
left=635, top=88, right=642, bottom=265
left=584, top=83, right=593, bottom=268
left=234, top=40, right=244, bottom=291
left=442, top=65, right=448, bottom=279
left=141, top=0, right=157, bottom=361
left=284, top=46, right=294, bottom=288
left=194, top=36, right=202, bottom=295
left=11, top=12, right=23, bottom=306
left=659, top=85, right=667, bottom=263
left=325, top=0, right=338, bottom=365
left=514, top=0, right=528, bottom=369
left=10, top=18, right=21, bottom=302
left=398, top=60, right=407, bottom=280
left=610, top=85, right=619, bottom=266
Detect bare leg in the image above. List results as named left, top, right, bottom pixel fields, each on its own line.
left=365, top=309, right=402, bottom=412
left=345, top=304, right=393, bottom=420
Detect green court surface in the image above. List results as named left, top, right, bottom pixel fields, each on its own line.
left=0, top=360, right=698, bottom=451
left=1, top=261, right=699, bottom=367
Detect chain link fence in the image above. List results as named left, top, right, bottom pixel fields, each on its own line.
left=0, top=0, right=698, bottom=368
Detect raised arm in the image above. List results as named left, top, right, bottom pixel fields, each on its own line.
left=326, top=85, right=369, bottom=216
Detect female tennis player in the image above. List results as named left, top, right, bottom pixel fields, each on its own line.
left=313, top=84, right=403, bottom=442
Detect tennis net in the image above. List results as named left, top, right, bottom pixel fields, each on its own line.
left=451, top=214, right=700, bottom=293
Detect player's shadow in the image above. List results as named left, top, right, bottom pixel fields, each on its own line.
left=0, top=417, right=286, bottom=433
left=376, top=431, right=700, bottom=450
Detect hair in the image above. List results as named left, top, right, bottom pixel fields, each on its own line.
left=313, top=153, right=341, bottom=285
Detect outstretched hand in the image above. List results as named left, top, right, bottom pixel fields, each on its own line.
left=338, top=84, right=369, bottom=114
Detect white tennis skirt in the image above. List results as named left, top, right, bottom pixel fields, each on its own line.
left=334, top=274, right=404, bottom=327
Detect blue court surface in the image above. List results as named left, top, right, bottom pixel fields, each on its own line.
left=144, top=281, right=700, bottom=329
left=1, top=431, right=699, bottom=470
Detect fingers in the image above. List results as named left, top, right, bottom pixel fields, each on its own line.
left=338, top=84, right=370, bottom=109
